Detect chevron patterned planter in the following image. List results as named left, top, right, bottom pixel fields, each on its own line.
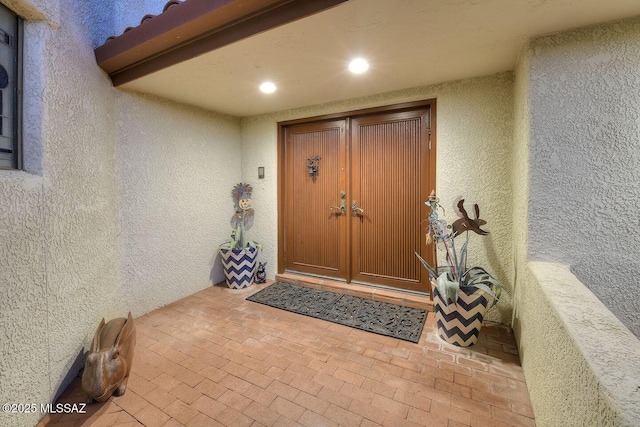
left=433, top=285, right=489, bottom=347
left=220, top=247, right=258, bottom=290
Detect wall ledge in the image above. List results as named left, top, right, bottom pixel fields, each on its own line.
left=523, top=261, right=640, bottom=425
left=2, top=0, right=60, bottom=27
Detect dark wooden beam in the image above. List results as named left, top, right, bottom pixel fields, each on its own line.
left=95, top=0, right=349, bottom=86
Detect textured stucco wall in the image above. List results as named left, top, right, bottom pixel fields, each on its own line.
left=1, top=1, right=242, bottom=426
left=241, top=73, right=515, bottom=323
left=1, top=1, right=118, bottom=427
left=41, top=0, right=121, bottom=402
left=0, top=172, right=48, bottom=427
left=0, top=6, right=58, bottom=426
left=518, top=262, right=640, bottom=426
left=527, top=17, right=640, bottom=337
left=513, top=20, right=640, bottom=427
left=116, top=91, right=241, bottom=315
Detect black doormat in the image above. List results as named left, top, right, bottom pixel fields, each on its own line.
left=246, top=282, right=427, bottom=343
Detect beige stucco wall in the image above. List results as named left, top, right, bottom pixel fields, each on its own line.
left=241, top=72, right=515, bottom=323
left=1, top=4, right=119, bottom=427
left=115, top=91, right=241, bottom=315
left=0, top=1, right=241, bottom=426
left=0, top=172, right=49, bottom=427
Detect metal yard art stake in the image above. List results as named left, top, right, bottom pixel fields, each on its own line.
left=230, top=182, right=254, bottom=250
left=219, top=182, right=261, bottom=289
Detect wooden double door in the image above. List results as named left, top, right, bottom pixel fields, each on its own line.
left=279, top=102, right=435, bottom=292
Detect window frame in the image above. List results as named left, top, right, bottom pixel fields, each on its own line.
left=0, top=4, right=23, bottom=171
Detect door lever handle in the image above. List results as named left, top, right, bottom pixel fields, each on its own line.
left=351, top=200, right=364, bottom=216
left=330, top=200, right=346, bottom=215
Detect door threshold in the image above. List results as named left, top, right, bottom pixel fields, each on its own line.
left=276, top=272, right=433, bottom=312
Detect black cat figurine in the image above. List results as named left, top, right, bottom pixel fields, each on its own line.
left=255, top=262, right=267, bottom=284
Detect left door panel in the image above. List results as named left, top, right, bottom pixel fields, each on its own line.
left=283, top=120, right=348, bottom=280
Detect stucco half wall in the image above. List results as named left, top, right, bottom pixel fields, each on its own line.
left=514, top=262, right=640, bottom=426
left=241, top=72, right=515, bottom=323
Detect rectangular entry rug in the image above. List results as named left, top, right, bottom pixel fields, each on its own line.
left=246, top=282, right=427, bottom=343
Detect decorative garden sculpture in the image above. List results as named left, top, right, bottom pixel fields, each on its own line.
left=81, top=312, right=136, bottom=403
left=219, top=183, right=261, bottom=289
left=451, top=198, right=488, bottom=236
left=416, top=192, right=505, bottom=346
left=230, top=183, right=255, bottom=250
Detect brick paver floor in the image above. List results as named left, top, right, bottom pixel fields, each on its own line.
left=38, top=281, right=535, bottom=426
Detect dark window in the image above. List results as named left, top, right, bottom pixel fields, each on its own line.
left=0, top=3, right=22, bottom=170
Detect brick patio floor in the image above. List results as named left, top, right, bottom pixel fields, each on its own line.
left=38, top=281, right=535, bottom=427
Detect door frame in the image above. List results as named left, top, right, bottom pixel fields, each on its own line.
left=277, top=99, right=437, bottom=289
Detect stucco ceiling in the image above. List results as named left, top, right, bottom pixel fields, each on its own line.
left=119, top=0, right=640, bottom=117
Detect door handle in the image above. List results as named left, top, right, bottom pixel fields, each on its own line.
left=330, top=200, right=346, bottom=215
left=351, top=200, right=364, bottom=216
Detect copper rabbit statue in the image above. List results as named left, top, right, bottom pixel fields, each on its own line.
left=81, top=312, right=136, bottom=403
left=451, top=199, right=489, bottom=236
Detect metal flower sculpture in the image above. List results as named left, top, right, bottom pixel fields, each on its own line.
left=230, top=183, right=255, bottom=250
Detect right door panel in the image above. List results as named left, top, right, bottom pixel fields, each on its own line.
left=350, top=109, right=431, bottom=291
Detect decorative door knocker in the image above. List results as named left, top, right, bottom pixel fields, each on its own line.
left=308, top=155, right=321, bottom=177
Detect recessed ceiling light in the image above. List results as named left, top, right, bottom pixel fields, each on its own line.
left=259, top=81, right=276, bottom=94
left=348, top=58, right=369, bottom=74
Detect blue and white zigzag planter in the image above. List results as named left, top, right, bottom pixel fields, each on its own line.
left=220, top=247, right=258, bottom=290
left=433, top=285, right=489, bottom=347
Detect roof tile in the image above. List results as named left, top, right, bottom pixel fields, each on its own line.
left=105, top=0, right=186, bottom=43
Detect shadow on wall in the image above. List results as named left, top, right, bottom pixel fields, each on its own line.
left=53, top=348, right=86, bottom=403
left=483, top=234, right=513, bottom=324
left=209, top=252, right=224, bottom=285
left=484, top=234, right=508, bottom=286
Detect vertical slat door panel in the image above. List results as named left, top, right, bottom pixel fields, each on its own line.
left=284, top=120, right=347, bottom=279
left=351, top=110, right=431, bottom=291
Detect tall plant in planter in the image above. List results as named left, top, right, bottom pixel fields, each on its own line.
left=416, top=191, right=505, bottom=346
left=219, top=183, right=261, bottom=289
